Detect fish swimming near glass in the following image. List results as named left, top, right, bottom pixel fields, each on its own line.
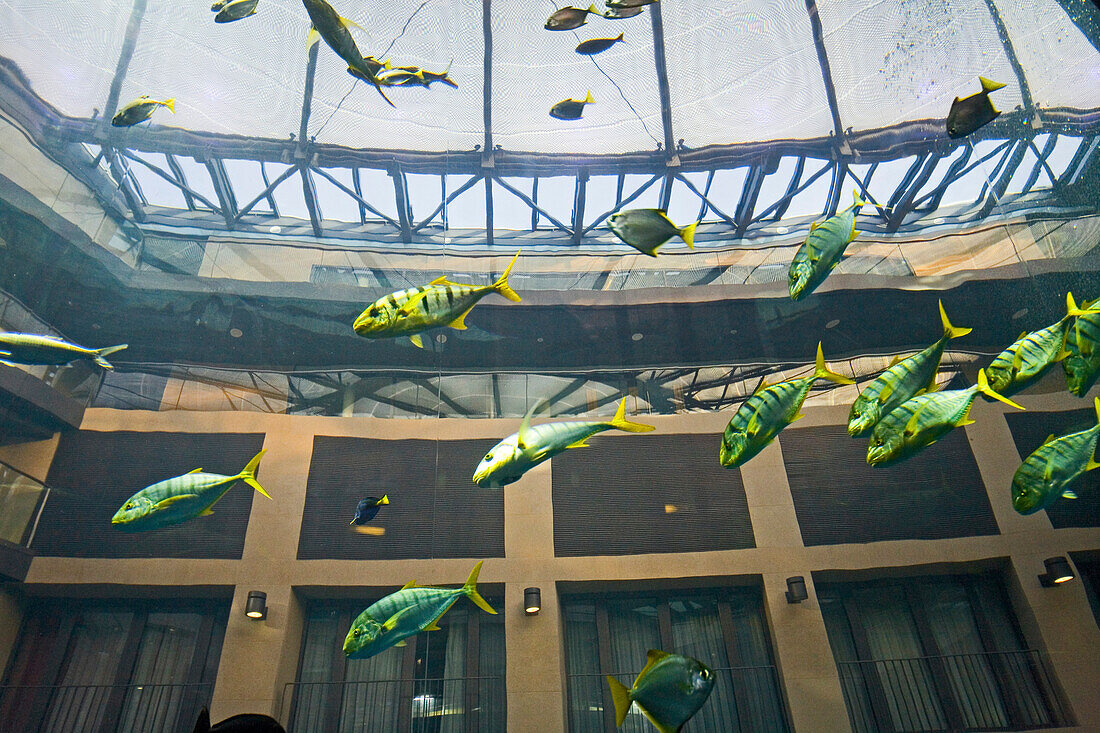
left=214, top=0, right=259, bottom=23
left=606, top=650, right=714, bottom=733
left=985, top=293, right=1099, bottom=398
left=847, top=301, right=971, bottom=437
left=111, top=96, right=174, bottom=127
left=1012, top=397, right=1100, bottom=515
left=211, top=0, right=231, bottom=11
left=720, top=343, right=854, bottom=468
left=352, top=250, right=521, bottom=348
left=473, top=397, right=654, bottom=488
left=604, top=6, right=643, bottom=18
left=350, top=495, right=389, bottom=524
left=1063, top=297, right=1100, bottom=397
left=606, top=0, right=658, bottom=7
left=302, top=0, right=395, bottom=106
left=545, top=4, right=599, bottom=30
left=866, top=370, right=1022, bottom=467
left=193, top=707, right=285, bottom=733
left=111, top=450, right=270, bottom=531
left=550, top=92, right=594, bottom=120
left=576, top=33, right=624, bottom=55
left=0, top=332, right=127, bottom=369
left=343, top=561, right=496, bottom=659
left=947, top=77, right=1007, bottom=139
left=788, top=190, right=868, bottom=300
left=608, top=209, right=697, bottom=256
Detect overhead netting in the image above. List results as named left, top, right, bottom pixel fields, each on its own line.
left=0, top=0, right=1099, bottom=153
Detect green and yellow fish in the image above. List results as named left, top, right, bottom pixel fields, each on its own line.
left=985, top=293, right=1099, bottom=397
left=1063, top=297, right=1100, bottom=397
left=788, top=190, right=867, bottom=300
left=302, top=0, right=394, bottom=106
left=473, top=397, right=654, bottom=488
left=0, top=332, right=127, bottom=369
left=606, top=650, right=715, bottom=733
left=608, top=209, right=697, bottom=257
left=847, top=301, right=971, bottom=437
left=343, top=561, right=496, bottom=659
left=866, top=370, right=1022, bottom=466
left=720, top=343, right=854, bottom=468
left=353, top=251, right=521, bottom=348
left=111, top=96, right=174, bottom=127
left=111, top=450, right=270, bottom=531
left=1012, top=398, right=1100, bottom=514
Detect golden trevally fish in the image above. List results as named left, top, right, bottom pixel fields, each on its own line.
left=0, top=332, right=127, bottom=369
left=353, top=251, right=521, bottom=348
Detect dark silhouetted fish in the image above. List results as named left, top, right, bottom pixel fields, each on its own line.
left=604, top=5, right=643, bottom=18
left=549, top=91, right=594, bottom=120
left=606, top=0, right=657, bottom=7
left=350, top=495, right=389, bottom=524
left=214, top=0, right=259, bottom=22
left=111, top=96, right=174, bottom=126
left=575, top=33, right=624, bottom=55
left=302, top=0, right=395, bottom=106
left=946, top=76, right=1006, bottom=139
left=194, top=706, right=286, bottom=733
left=545, top=4, right=598, bottom=30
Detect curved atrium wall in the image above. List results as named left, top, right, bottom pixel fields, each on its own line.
left=1, top=1, right=1100, bottom=732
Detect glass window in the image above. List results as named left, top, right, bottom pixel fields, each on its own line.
left=562, top=587, right=790, bottom=733
left=290, top=597, right=505, bottom=733
left=819, top=572, right=1071, bottom=733
left=0, top=599, right=227, bottom=733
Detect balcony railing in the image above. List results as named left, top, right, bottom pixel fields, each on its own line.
left=281, top=676, right=506, bottom=733
left=0, top=681, right=213, bottom=733
left=836, top=649, right=1071, bottom=733
left=566, top=665, right=790, bottom=733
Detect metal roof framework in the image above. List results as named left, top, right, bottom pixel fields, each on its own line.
left=1, top=1, right=1099, bottom=249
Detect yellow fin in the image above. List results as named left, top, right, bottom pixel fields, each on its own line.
left=637, top=650, right=670, bottom=682
left=187, top=468, right=203, bottom=474
left=153, top=494, right=199, bottom=510
left=609, top=396, right=655, bottom=433
left=400, top=580, right=418, bottom=591
left=463, top=560, right=497, bottom=614
left=395, top=640, right=407, bottom=647
left=1042, top=434, right=1057, bottom=446
left=939, top=300, right=971, bottom=339
left=977, top=368, right=1024, bottom=410
left=429, top=275, right=451, bottom=286
left=1063, top=489, right=1077, bottom=499
left=383, top=606, right=415, bottom=631
left=409, top=334, right=424, bottom=349
left=979, top=76, right=1007, bottom=92
left=425, top=620, right=443, bottom=631
left=809, top=220, right=820, bottom=231
left=448, top=308, right=473, bottom=330
left=746, top=411, right=760, bottom=437
left=565, top=439, right=590, bottom=449
left=887, top=355, right=902, bottom=367
left=339, top=15, right=366, bottom=33
left=813, top=342, right=854, bottom=385
left=307, top=27, right=319, bottom=48
left=1086, top=457, right=1100, bottom=471
left=606, top=676, right=632, bottom=728
left=379, top=494, right=390, bottom=505
left=396, top=289, right=432, bottom=317
left=878, top=380, right=894, bottom=402
left=198, top=507, right=214, bottom=517
left=679, top=221, right=697, bottom=250
left=492, top=250, right=522, bottom=302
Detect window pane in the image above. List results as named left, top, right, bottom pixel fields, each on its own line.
left=563, top=603, right=603, bottom=733
left=668, top=597, right=738, bottom=732
left=117, top=612, right=204, bottom=732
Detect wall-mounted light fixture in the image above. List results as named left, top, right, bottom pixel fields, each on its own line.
left=245, top=590, right=268, bottom=620
left=785, top=576, right=808, bottom=604
left=524, top=587, right=541, bottom=615
left=1038, top=557, right=1075, bottom=587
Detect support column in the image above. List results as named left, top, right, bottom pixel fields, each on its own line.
left=503, top=460, right=566, bottom=732
left=740, top=439, right=854, bottom=733
left=208, top=425, right=313, bottom=721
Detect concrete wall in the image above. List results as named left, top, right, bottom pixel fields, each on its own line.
left=1, top=384, right=1098, bottom=732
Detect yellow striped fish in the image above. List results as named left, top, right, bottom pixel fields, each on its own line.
left=353, top=251, right=521, bottom=348
left=986, top=293, right=1099, bottom=397
left=1063, top=297, right=1100, bottom=396
left=788, top=190, right=867, bottom=301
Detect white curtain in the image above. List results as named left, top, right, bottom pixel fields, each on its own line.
left=116, top=612, right=202, bottom=733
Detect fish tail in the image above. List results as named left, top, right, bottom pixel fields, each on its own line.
left=813, top=342, right=855, bottom=385
left=584, top=90, right=594, bottom=104
left=1066, top=291, right=1100, bottom=319
left=939, top=300, right=972, bottom=339
left=679, top=221, right=698, bottom=249
left=606, top=676, right=632, bottom=727
left=492, top=250, right=522, bottom=302
left=462, top=560, right=497, bottom=614
left=379, top=494, right=390, bottom=505
left=977, top=369, right=1024, bottom=410
left=609, top=396, right=655, bottom=433
left=238, top=449, right=272, bottom=499
left=93, top=343, right=128, bottom=369
left=163, top=98, right=175, bottom=113
left=616, top=32, right=624, bottom=42
left=979, top=76, right=1006, bottom=93
left=852, top=189, right=869, bottom=209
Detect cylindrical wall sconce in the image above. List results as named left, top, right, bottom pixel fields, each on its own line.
left=785, top=576, right=808, bottom=604
left=1038, top=557, right=1075, bottom=587
left=245, top=590, right=268, bottom=620
left=524, top=587, right=541, bottom=615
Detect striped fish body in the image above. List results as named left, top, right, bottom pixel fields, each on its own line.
left=866, top=387, right=979, bottom=466
left=788, top=206, right=858, bottom=301
left=1012, top=423, right=1100, bottom=514
left=720, top=377, right=813, bottom=467
left=985, top=321, right=1070, bottom=397
left=475, top=420, right=619, bottom=487
left=0, top=333, right=96, bottom=365
left=112, top=472, right=242, bottom=531
left=355, top=281, right=495, bottom=338
left=1064, top=307, right=1100, bottom=396
left=848, top=335, right=949, bottom=437
left=346, top=586, right=464, bottom=658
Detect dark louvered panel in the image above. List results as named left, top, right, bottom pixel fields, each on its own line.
left=1004, top=408, right=1100, bottom=529
left=39, top=431, right=266, bottom=558
left=297, top=437, right=504, bottom=560
left=781, top=425, right=999, bottom=545
left=552, top=434, right=755, bottom=557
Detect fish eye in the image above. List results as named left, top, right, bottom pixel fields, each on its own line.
left=369, top=307, right=379, bottom=316
left=124, top=502, right=133, bottom=510
left=353, top=629, right=361, bottom=637
left=484, top=453, right=493, bottom=462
